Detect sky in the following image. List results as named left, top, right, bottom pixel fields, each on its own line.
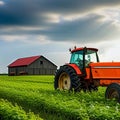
left=0, top=0, right=120, bottom=73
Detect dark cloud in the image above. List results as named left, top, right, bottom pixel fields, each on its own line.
left=1, top=13, right=119, bottom=43
left=39, top=14, right=119, bottom=43
left=0, top=0, right=120, bottom=26
left=0, top=0, right=120, bottom=43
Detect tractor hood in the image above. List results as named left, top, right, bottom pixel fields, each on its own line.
left=89, top=62, right=120, bottom=80
left=89, top=62, right=120, bottom=86
left=90, top=62, right=120, bottom=68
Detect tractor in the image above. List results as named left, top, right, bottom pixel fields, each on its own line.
left=54, top=47, right=120, bottom=102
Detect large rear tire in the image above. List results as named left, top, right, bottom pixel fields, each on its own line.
left=54, top=65, right=81, bottom=92
left=105, top=83, right=120, bottom=102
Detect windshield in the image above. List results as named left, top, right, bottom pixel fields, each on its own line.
left=70, top=49, right=98, bottom=67
left=85, top=50, right=98, bottom=67
left=70, top=50, right=84, bottom=67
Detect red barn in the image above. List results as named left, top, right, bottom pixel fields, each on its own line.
left=8, top=55, right=57, bottom=75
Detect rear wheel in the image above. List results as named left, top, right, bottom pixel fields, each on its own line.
left=105, top=83, right=120, bottom=102
left=54, top=65, right=81, bottom=91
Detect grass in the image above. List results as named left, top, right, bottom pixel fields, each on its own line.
left=0, top=75, right=120, bottom=120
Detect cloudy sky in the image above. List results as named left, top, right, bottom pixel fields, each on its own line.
left=0, top=0, right=120, bottom=73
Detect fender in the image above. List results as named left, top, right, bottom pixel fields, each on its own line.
left=66, top=63, right=82, bottom=75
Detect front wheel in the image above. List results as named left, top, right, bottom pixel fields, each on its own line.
left=105, top=83, right=120, bottom=102
left=54, top=65, right=81, bottom=91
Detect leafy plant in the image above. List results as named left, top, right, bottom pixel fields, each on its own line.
left=0, top=75, right=120, bottom=120
left=0, top=99, right=42, bottom=120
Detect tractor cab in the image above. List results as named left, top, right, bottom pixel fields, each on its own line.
left=70, top=47, right=99, bottom=70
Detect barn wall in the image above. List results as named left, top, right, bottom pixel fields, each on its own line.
left=8, top=67, right=16, bottom=75
left=28, top=56, right=56, bottom=69
left=28, top=56, right=57, bottom=75
left=27, top=68, right=56, bottom=75
left=8, top=66, right=27, bottom=75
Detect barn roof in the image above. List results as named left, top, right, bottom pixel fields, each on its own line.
left=8, top=56, right=41, bottom=67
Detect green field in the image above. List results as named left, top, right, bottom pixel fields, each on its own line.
left=0, top=75, right=120, bottom=120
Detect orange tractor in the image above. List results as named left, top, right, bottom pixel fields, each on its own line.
left=54, top=47, right=120, bottom=102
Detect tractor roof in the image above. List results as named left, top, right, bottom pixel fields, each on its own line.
left=71, top=47, right=98, bottom=53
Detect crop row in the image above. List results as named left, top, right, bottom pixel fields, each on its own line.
left=0, top=99, right=42, bottom=120
left=0, top=75, right=53, bottom=83
left=0, top=87, right=81, bottom=120
left=1, top=86, right=120, bottom=120
left=0, top=75, right=54, bottom=92
left=1, top=76, right=120, bottom=120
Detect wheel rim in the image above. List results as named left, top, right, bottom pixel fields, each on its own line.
left=58, top=72, right=71, bottom=90
left=108, top=88, right=119, bottom=99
